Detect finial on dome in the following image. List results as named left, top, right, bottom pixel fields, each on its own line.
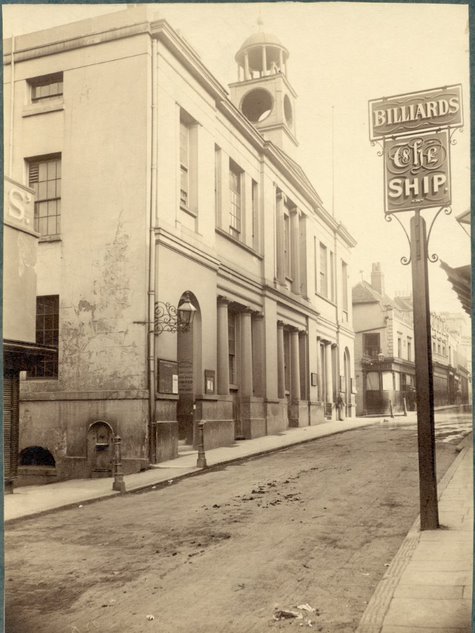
left=257, top=15, right=264, bottom=30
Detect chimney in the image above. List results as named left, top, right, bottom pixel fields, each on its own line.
left=371, top=262, right=385, bottom=295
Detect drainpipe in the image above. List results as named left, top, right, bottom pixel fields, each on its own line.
left=9, top=35, right=15, bottom=177
left=147, top=37, right=159, bottom=464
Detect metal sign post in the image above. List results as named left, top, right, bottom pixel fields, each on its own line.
left=410, top=211, right=439, bottom=529
left=369, top=84, right=463, bottom=531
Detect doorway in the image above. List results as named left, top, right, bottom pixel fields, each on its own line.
left=177, top=292, right=201, bottom=445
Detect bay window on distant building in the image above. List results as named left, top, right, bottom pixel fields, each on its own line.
left=28, top=154, right=61, bottom=237
left=251, top=179, right=258, bottom=249
left=214, top=145, right=221, bottom=224
left=407, top=337, right=412, bottom=362
left=363, top=332, right=380, bottom=359
left=329, top=250, right=335, bottom=302
left=229, top=160, right=242, bottom=238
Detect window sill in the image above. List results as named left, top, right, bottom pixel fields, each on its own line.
left=314, top=292, right=336, bottom=307
left=180, top=204, right=197, bottom=218
left=22, top=101, right=64, bottom=117
left=39, top=234, right=62, bottom=243
left=24, top=377, right=59, bottom=382
left=216, top=227, right=262, bottom=258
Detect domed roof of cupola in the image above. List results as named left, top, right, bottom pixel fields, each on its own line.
left=235, top=24, right=289, bottom=64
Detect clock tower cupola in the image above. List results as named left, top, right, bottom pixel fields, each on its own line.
left=230, top=20, right=298, bottom=154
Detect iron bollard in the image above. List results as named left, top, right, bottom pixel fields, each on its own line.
left=403, top=396, right=408, bottom=416
left=112, top=435, right=126, bottom=493
left=196, top=421, right=207, bottom=469
left=389, top=401, right=394, bottom=418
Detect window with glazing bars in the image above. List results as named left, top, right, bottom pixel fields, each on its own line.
left=320, top=243, right=328, bottom=297
left=229, top=161, right=242, bottom=237
left=29, top=72, right=63, bottom=102
left=29, top=295, right=59, bottom=378
left=28, top=155, right=61, bottom=236
left=180, top=119, right=190, bottom=208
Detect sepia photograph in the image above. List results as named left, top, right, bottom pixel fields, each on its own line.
left=3, top=2, right=472, bottom=632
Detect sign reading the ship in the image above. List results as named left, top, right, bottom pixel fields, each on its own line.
left=384, top=130, right=451, bottom=214
left=369, top=85, right=463, bottom=141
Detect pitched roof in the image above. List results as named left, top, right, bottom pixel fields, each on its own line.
left=352, top=281, right=395, bottom=307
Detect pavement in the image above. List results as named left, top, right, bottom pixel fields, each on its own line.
left=4, top=409, right=473, bottom=632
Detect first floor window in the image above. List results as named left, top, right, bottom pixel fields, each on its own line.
left=29, top=295, right=59, bottom=378
left=229, top=160, right=242, bottom=237
left=28, top=154, right=61, bottom=237
left=363, top=332, right=380, bottom=359
left=180, top=118, right=190, bottom=208
left=320, top=243, right=328, bottom=297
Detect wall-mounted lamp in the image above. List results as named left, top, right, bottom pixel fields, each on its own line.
left=154, top=291, right=197, bottom=335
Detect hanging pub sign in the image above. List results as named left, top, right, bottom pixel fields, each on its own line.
left=369, top=84, right=463, bottom=141
left=384, top=130, right=451, bottom=214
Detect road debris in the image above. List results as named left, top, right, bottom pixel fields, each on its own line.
left=297, top=603, right=316, bottom=613
left=273, top=609, right=303, bottom=620
left=146, top=614, right=155, bottom=621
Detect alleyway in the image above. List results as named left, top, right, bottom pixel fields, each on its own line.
left=5, top=421, right=468, bottom=633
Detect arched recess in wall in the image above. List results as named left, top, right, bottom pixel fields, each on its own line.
left=176, top=291, right=202, bottom=444
left=87, top=420, right=115, bottom=477
left=19, top=446, right=56, bottom=467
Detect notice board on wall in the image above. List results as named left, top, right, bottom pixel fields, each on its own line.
left=158, top=359, right=178, bottom=394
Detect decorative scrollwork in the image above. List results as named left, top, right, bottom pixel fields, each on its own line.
left=154, top=301, right=179, bottom=335
left=426, top=207, right=452, bottom=263
left=386, top=212, right=412, bottom=265
left=449, top=127, right=463, bottom=146
left=371, top=140, right=384, bottom=157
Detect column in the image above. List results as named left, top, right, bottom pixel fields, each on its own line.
left=316, top=337, right=322, bottom=401
left=277, top=321, right=285, bottom=398
left=252, top=313, right=265, bottom=397
left=325, top=342, right=333, bottom=402
left=244, top=52, right=250, bottom=80
left=290, top=208, right=300, bottom=294
left=240, top=309, right=253, bottom=397
left=290, top=329, right=301, bottom=403
left=299, top=331, right=307, bottom=401
left=262, top=46, right=267, bottom=76
left=279, top=49, right=284, bottom=73
left=217, top=297, right=230, bottom=395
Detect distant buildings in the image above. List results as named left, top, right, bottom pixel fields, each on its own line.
left=353, top=263, right=470, bottom=416
left=4, top=7, right=357, bottom=484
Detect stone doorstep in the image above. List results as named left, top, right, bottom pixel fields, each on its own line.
left=383, top=597, right=471, bottom=628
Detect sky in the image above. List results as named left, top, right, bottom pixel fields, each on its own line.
left=3, top=2, right=471, bottom=314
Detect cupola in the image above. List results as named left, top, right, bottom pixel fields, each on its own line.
left=229, top=20, right=298, bottom=154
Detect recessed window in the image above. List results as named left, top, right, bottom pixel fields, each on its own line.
left=320, top=243, right=328, bottom=298
left=228, top=312, right=237, bottom=384
left=29, top=72, right=63, bottom=102
left=229, top=160, right=243, bottom=238
left=179, top=108, right=198, bottom=214
left=28, top=295, right=59, bottom=379
left=27, top=154, right=61, bottom=237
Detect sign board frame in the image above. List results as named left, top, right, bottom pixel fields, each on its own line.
left=157, top=359, right=179, bottom=394
left=369, top=84, right=463, bottom=141
left=383, top=129, right=451, bottom=215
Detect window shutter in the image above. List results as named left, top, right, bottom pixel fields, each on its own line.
left=29, top=162, right=39, bottom=186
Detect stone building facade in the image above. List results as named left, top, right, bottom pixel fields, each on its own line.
left=4, top=7, right=356, bottom=482
left=353, top=263, right=470, bottom=416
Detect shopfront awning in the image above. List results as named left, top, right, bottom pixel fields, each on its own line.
left=440, top=260, right=471, bottom=316
left=3, top=339, right=57, bottom=371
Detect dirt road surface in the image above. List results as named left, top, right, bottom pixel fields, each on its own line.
left=5, top=423, right=466, bottom=633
